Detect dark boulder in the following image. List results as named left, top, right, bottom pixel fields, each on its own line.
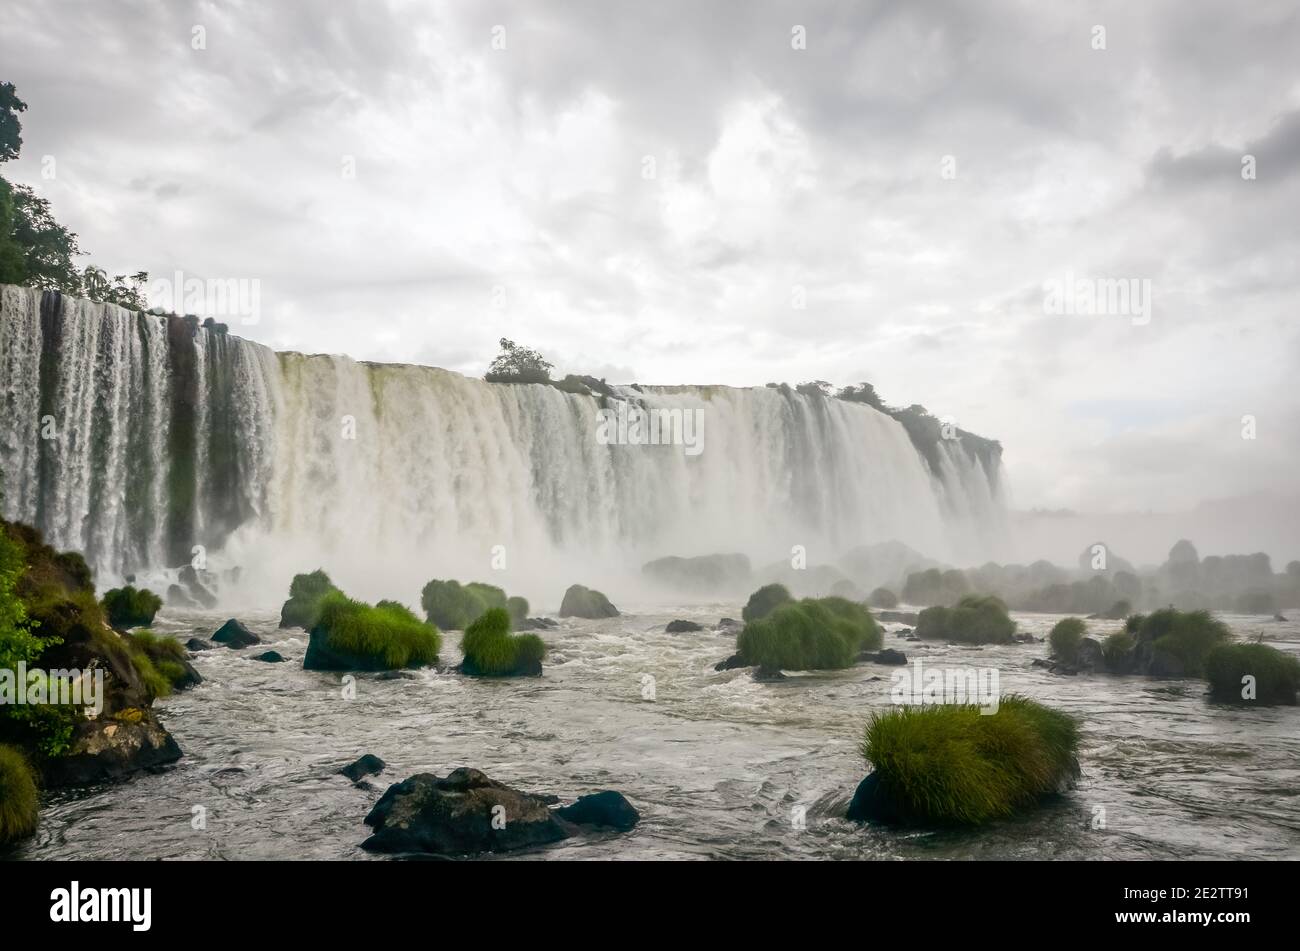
left=185, top=637, right=213, bottom=652
left=753, top=666, right=787, bottom=681
left=555, top=791, right=640, bottom=832
left=42, top=716, right=183, bottom=788
left=211, top=618, right=260, bottom=649
left=845, top=772, right=904, bottom=825
left=362, top=768, right=570, bottom=855
left=714, top=653, right=751, bottom=671
left=858, top=648, right=908, bottom=665
left=252, top=650, right=285, bottom=663
left=1075, top=638, right=1104, bottom=671
left=665, top=619, right=705, bottom=633
left=340, top=754, right=386, bottom=783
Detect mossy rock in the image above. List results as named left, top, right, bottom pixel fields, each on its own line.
left=559, top=584, right=619, bottom=619
left=279, top=570, right=338, bottom=629
left=914, top=594, right=1016, bottom=645
left=421, top=579, right=507, bottom=631
left=850, top=696, right=1079, bottom=826
left=304, top=592, right=441, bottom=672
left=741, top=583, right=792, bottom=623
left=101, top=585, right=163, bottom=629
left=460, top=607, right=545, bottom=677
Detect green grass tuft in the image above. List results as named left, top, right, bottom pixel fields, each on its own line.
left=1102, top=631, right=1135, bottom=667
left=736, top=597, right=880, bottom=671
left=1048, top=617, right=1087, bottom=662
left=0, top=743, right=39, bottom=846
left=1205, top=643, right=1300, bottom=705
left=100, top=585, right=162, bottom=629
left=313, top=591, right=441, bottom=669
left=861, top=696, right=1079, bottom=826
left=421, top=579, right=511, bottom=630
left=1135, top=608, right=1231, bottom=677
left=461, top=607, right=546, bottom=676
left=914, top=594, right=1016, bottom=644
left=741, top=583, right=793, bottom=623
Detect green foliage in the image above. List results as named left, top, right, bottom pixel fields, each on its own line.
left=1102, top=631, right=1135, bottom=667
left=0, top=527, right=40, bottom=672
left=1205, top=643, right=1300, bottom=705
left=461, top=606, right=546, bottom=677
left=737, top=597, right=879, bottom=671
left=100, top=585, right=162, bottom=629
left=861, top=696, right=1079, bottom=826
left=422, top=579, right=495, bottom=630
left=741, top=583, right=792, bottom=623
left=835, top=382, right=886, bottom=410
left=0, top=743, right=39, bottom=846
left=485, top=338, right=554, bottom=384
left=0, top=82, right=26, bottom=162
left=313, top=591, right=440, bottom=669
left=868, top=587, right=899, bottom=609
left=1135, top=608, right=1231, bottom=677
left=127, top=630, right=190, bottom=697
left=1048, top=617, right=1087, bottom=662
left=915, top=594, right=1016, bottom=644
left=280, top=569, right=338, bottom=629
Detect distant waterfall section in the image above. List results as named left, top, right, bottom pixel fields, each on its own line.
left=0, top=286, right=1007, bottom=602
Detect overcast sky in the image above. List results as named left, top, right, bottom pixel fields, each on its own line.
left=2, top=0, right=1298, bottom=527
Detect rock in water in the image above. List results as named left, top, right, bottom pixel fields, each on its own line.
left=845, top=772, right=904, bottom=824
left=858, top=648, right=908, bottom=665
left=340, top=754, right=386, bottom=783
left=362, top=768, right=570, bottom=855
left=714, top=653, right=750, bottom=671
left=665, top=619, right=705, bottom=633
left=43, top=717, right=183, bottom=787
left=185, top=637, right=213, bottom=652
left=556, top=791, right=640, bottom=831
left=212, top=618, right=260, bottom=649
left=559, top=584, right=620, bottom=619
left=252, top=650, right=285, bottom=663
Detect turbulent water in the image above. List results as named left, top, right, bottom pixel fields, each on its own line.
left=0, top=286, right=1004, bottom=605
left=14, top=607, right=1300, bottom=861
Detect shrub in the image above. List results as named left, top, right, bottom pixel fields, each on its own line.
left=741, top=583, right=792, bottom=623
left=1048, top=618, right=1087, bottom=662
left=307, top=591, right=440, bottom=670
left=0, top=744, right=39, bottom=847
left=915, top=595, right=1016, bottom=644
left=461, top=607, right=546, bottom=677
left=100, top=585, right=162, bottom=629
left=1134, top=608, right=1230, bottom=677
left=868, top=587, right=899, bottom=609
left=737, top=597, right=880, bottom=671
left=484, top=338, right=553, bottom=384
left=859, top=696, right=1079, bottom=826
left=422, top=579, right=495, bottom=630
left=1205, top=643, right=1300, bottom=705
left=280, top=570, right=338, bottom=629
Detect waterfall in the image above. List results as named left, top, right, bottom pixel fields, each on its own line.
left=0, top=286, right=1006, bottom=606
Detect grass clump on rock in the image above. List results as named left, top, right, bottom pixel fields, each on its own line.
left=304, top=591, right=441, bottom=671
left=421, top=579, right=509, bottom=630
left=279, top=570, right=338, bottom=629
left=850, top=696, right=1080, bottom=826
left=741, top=583, right=793, bottom=623
left=100, top=585, right=162, bottom=629
left=914, top=594, right=1016, bottom=645
left=1205, top=643, right=1300, bottom=705
left=1129, top=608, right=1231, bottom=677
left=460, top=607, right=546, bottom=677
left=126, top=630, right=200, bottom=697
left=0, top=743, right=39, bottom=847
left=1048, top=617, right=1087, bottom=662
left=736, top=597, right=881, bottom=672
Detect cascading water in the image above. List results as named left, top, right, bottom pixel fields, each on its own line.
left=0, top=286, right=1006, bottom=606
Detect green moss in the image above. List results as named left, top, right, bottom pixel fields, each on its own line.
left=861, top=696, right=1079, bottom=826
left=127, top=630, right=191, bottom=697
left=736, top=597, right=879, bottom=671
left=461, top=607, right=546, bottom=677
left=311, top=591, right=441, bottom=670
left=915, top=594, right=1016, bottom=644
left=279, top=569, right=338, bottom=629
left=100, top=585, right=162, bottom=629
left=422, top=579, right=493, bottom=631
left=1206, top=643, right=1300, bottom=705
left=1136, top=608, right=1230, bottom=677
left=0, top=744, right=39, bottom=847
left=1048, top=617, right=1087, bottom=662
left=741, top=583, right=792, bottom=623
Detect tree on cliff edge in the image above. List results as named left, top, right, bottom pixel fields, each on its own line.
left=485, top=338, right=554, bottom=384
